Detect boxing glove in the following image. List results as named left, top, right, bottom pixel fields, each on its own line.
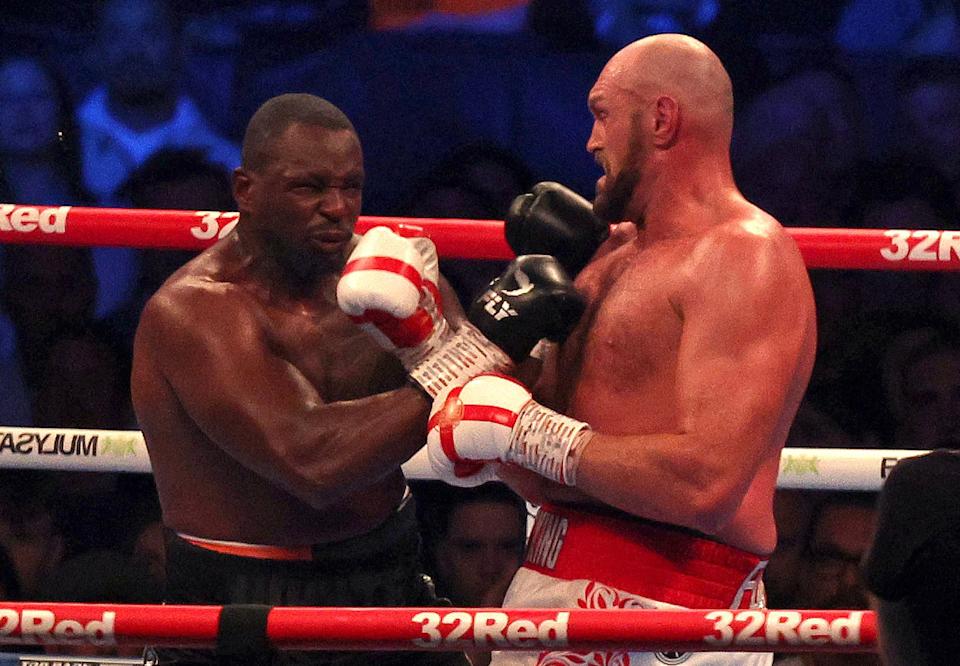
left=427, top=373, right=592, bottom=486
left=505, top=182, right=610, bottom=276
left=338, top=226, right=513, bottom=397
left=468, top=255, right=586, bottom=362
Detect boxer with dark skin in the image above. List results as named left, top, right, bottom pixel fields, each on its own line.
left=132, top=96, right=446, bottom=545
left=132, top=94, right=467, bottom=664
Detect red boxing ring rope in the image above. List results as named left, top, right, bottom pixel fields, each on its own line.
left=2, top=203, right=960, bottom=269
left=0, top=604, right=876, bottom=654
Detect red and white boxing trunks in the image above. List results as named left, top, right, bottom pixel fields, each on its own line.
left=490, top=504, right=772, bottom=666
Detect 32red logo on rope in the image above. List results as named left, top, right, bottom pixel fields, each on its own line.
left=881, top=229, right=960, bottom=262
left=190, top=211, right=240, bottom=241
left=0, top=608, right=116, bottom=645
left=412, top=611, right=569, bottom=649
left=703, top=610, right=865, bottom=648
left=0, top=205, right=69, bottom=234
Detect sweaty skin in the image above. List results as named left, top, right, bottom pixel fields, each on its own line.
left=500, top=34, right=816, bottom=556
left=132, top=122, right=460, bottom=545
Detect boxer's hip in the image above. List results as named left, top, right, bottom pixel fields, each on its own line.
left=516, top=503, right=767, bottom=610
left=155, top=494, right=468, bottom=665
left=490, top=505, right=772, bottom=666
left=164, top=492, right=435, bottom=607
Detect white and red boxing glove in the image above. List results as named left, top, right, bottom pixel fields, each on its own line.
left=337, top=227, right=513, bottom=398
left=426, top=373, right=593, bottom=487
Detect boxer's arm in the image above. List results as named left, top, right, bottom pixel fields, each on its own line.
left=573, top=226, right=815, bottom=534
left=140, top=285, right=430, bottom=511
left=437, top=273, right=466, bottom=326
left=497, top=463, right=592, bottom=506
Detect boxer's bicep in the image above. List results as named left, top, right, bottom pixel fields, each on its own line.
left=677, top=233, right=812, bottom=474
left=145, top=289, right=334, bottom=491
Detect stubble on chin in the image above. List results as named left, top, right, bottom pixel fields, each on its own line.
left=593, top=177, right=631, bottom=223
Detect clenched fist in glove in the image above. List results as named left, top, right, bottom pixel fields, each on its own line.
left=426, top=373, right=593, bottom=487
left=469, top=255, right=585, bottom=362
left=505, top=182, right=609, bottom=277
left=337, top=226, right=513, bottom=398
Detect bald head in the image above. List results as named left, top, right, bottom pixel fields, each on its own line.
left=586, top=34, right=738, bottom=222
left=599, top=34, right=734, bottom=143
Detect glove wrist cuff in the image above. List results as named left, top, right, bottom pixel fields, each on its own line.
left=408, top=322, right=514, bottom=398
left=506, top=400, right=591, bottom=486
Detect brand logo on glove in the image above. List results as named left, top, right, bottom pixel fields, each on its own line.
left=482, top=293, right=519, bottom=321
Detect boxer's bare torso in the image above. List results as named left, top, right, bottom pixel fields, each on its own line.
left=132, top=235, right=419, bottom=545
left=521, top=206, right=816, bottom=555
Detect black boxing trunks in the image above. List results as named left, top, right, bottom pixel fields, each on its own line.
left=154, top=493, right=468, bottom=666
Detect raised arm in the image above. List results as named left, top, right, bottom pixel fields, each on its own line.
left=574, top=225, right=816, bottom=533
left=134, top=284, right=429, bottom=512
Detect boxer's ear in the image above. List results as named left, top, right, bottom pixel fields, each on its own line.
left=232, top=167, right=253, bottom=212
left=652, top=95, right=680, bottom=148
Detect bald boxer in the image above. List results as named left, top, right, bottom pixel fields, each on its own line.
left=428, top=34, right=817, bottom=665
left=131, top=94, right=470, bottom=665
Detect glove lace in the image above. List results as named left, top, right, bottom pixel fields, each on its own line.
left=507, top=401, right=591, bottom=485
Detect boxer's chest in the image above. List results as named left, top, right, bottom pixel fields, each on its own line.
left=263, top=301, right=406, bottom=401
left=566, top=243, right=686, bottom=387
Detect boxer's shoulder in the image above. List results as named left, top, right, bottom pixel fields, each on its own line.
left=141, top=266, right=261, bottom=350
left=684, top=211, right=800, bottom=280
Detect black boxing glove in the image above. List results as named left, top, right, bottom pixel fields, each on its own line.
left=505, top=182, right=610, bottom=276
left=468, top=255, right=586, bottom=362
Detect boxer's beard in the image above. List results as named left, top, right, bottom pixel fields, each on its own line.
left=594, top=164, right=640, bottom=223
left=593, top=121, right=644, bottom=223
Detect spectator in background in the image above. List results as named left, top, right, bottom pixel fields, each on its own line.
left=525, top=0, right=600, bottom=52
left=415, top=482, right=527, bottom=608
left=835, top=0, right=960, bottom=57
left=733, top=66, right=865, bottom=230
left=0, top=55, right=96, bottom=422
left=76, top=0, right=239, bottom=318
left=589, top=0, right=720, bottom=49
left=0, top=246, right=99, bottom=427
left=776, top=492, right=881, bottom=666
left=806, top=314, right=956, bottom=448
left=31, top=326, right=132, bottom=430
left=29, top=324, right=138, bottom=557
left=882, top=325, right=960, bottom=450
left=796, top=492, right=878, bottom=612
left=37, top=549, right=162, bottom=605
left=105, top=148, right=231, bottom=349
left=849, top=157, right=958, bottom=231
left=824, top=157, right=960, bottom=387
left=765, top=489, right=818, bottom=610
left=415, top=481, right=527, bottom=666
left=36, top=549, right=161, bottom=658
left=0, top=54, right=88, bottom=206
left=370, top=0, right=529, bottom=33
left=0, top=471, right=65, bottom=600
left=893, top=58, right=960, bottom=208
left=78, top=0, right=239, bottom=206
left=781, top=492, right=881, bottom=666
left=862, top=449, right=960, bottom=665
left=429, top=142, right=535, bottom=218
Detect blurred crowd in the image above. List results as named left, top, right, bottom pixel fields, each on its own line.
left=2, top=1, right=960, bottom=664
